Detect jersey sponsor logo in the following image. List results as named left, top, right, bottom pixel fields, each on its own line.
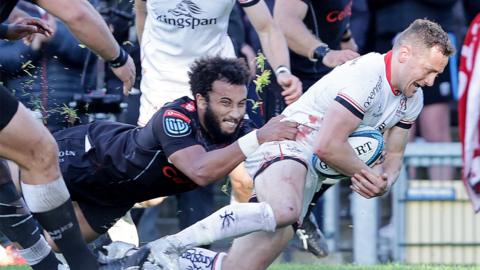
left=162, top=165, right=187, bottom=184
left=163, top=110, right=192, bottom=137
left=325, top=0, right=352, bottom=23
left=363, top=76, right=383, bottom=108
left=154, top=0, right=218, bottom=30
left=395, top=96, right=408, bottom=116
left=399, top=96, right=408, bottom=111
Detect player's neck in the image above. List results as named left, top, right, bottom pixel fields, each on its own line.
left=389, top=55, right=401, bottom=91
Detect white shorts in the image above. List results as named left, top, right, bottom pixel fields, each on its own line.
left=244, top=140, right=322, bottom=222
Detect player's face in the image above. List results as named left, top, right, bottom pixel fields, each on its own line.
left=203, top=80, right=247, bottom=141
left=401, top=45, right=449, bottom=98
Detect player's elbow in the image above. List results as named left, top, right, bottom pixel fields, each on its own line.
left=190, top=170, right=212, bottom=187
left=58, top=1, right=90, bottom=26
left=314, top=142, right=335, bottom=162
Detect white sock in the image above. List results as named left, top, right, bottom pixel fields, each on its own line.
left=21, top=177, right=70, bottom=213
left=174, top=202, right=275, bottom=248
left=17, top=236, right=53, bottom=265
left=179, top=247, right=225, bottom=270
left=230, top=194, right=239, bottom=205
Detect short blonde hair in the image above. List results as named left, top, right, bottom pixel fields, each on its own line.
left=393, top=19, right=455, bottom=57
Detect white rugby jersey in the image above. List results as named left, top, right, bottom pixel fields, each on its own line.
left=139, top=0, right=260, bottom=125
left=282, top=51, right=424, bottom=149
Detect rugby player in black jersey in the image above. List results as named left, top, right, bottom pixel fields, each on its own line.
left=6, top=56, right=298, bottom=257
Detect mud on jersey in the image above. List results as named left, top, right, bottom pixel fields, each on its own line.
left=282, top=51, right=423, bottom=150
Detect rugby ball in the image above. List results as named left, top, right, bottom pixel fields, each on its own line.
left=312, top=126, right=384, bottom=179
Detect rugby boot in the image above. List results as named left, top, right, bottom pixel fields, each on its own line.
left=296, top=213, right=329, bottom=258
left=98, top=244, right=150, bottom=270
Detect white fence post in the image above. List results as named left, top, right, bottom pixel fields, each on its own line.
left=352, top=193, right=379, bottom=264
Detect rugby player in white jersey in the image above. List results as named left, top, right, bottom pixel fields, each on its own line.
left=146, top=19, right=455, bottom=270
left=135, top=0, right=303, bottom=126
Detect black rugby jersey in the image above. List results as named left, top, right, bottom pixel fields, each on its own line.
left=69, top=96, right=255, bottom=207
left=290, top=0, right=352, bottom=80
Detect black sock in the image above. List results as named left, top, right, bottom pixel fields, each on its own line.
left=30, top=251, right=61, bottom=270
left=32, top=199, right=98, bottom=270
left=0, top=182, right=61, bottom=270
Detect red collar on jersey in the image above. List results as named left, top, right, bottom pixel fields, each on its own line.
left=384, top=50, right=401, bottom=96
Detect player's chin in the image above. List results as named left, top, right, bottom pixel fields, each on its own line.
left=404, top=86, right=415, bottom=98
left=221, top=129, right=236, bottom=137
left=221, top=123, right=238, bottom=134
left=407, top=89, right=418, bottom=98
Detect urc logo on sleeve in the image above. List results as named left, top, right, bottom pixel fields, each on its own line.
left=163, top=110, right=192, bottom=137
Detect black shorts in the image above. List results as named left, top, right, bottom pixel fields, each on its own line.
left=54, top=125, right=133, bottom=234
left=77, top=201, right=131, bottom=235
left=0, top=86, right=19, bottom=131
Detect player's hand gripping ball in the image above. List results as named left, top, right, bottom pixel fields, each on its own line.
left=312, top=126, right=384, bottom=179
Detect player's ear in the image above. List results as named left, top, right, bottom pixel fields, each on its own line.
left=398, top=44, right=411, bottom=63
left=196, top=93, right=207, bottom=110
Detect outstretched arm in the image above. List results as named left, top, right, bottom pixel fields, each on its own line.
left=169, top=115, right=298, bottom=186
left=35, top=0, right=136, bottom=95
left=0, top=7, right=53, bottom=41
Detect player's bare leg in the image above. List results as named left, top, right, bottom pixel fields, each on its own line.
left=229, top=163, right=254, bottom=203
left=221, top=159, right=307, bottom=270
left=0, top=103, right=100, bottom=269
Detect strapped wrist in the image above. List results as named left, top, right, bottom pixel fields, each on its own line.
left=274, top=65, right=290, bottom=77
left=238, top=130, right=260, bottom=157
left=342, top=34, right=352, bottom=42
left=342, top=29, right=352, bottom=42
left=310, top=44, right=330, bottom=62
left=107, top=47, right=128, bottom=68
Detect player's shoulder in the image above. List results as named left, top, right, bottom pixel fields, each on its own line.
left=157, top=97, right=197, bottom=119
left=351, top=52, right=384, bottom=70
left=331, top=52, right=385, bottom=90
left=151, top=97, right=199, bottom=138
left=334, top=52, right=384, bottom=77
